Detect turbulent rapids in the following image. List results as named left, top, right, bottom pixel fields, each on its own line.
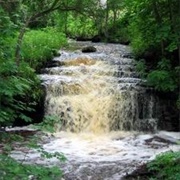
left=40, top=41, right=157, bottom=133
left=11, top=41, right=180, bottom=180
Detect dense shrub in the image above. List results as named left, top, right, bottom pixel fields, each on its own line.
left=21, top=28, right=67, bottom=71
left=0, top=16, right=67, bottom=127
left=106, top=12, right=130, bottom=44
left=125, top=0, right=180, bottom=100
left=0, top=60, right=42, bottom=126
left=147, top=151, right=180, bottom=180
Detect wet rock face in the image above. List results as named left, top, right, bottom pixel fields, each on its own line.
left=91, top=35, right=101, bottom=42
left=157, top=96, right=180, bottom=131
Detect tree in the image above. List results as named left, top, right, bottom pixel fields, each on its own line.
left=124, top=0, right=180, bottom=114
left=14, top=0, right=65, bottom=66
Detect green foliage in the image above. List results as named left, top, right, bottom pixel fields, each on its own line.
left=34, top=115, right=61, bottom=133
left=0, top=154, right=63, bottom=180
left=0, top=7, right=17, bottom=38
left=147, top=151, right=180, bottom=180
left=0, top=0, right=69, bottom=128
left=38, top=148, right=66, bottom=162
left=135, top=58, right=178, bottom=92
left=0, top=0, right=68, bottom=128
left=0, top=130, right=65, bottom=180
left=53, top=10, right=97, bottom=39
left=147, top=70, right=177, bottom=92
left=0, top=7, right=17, bottom=60
left=21, top=28, right=67, bottom=71
left=0, top=6, right=44, bottom=127
left=67, top=13, right=97, bottom=38
left=0, top=26, right=67, bottom=126
left=135, top=60, right=147, bottom=78
left=107, top=12, right=130, bottom=44
left=125, top=0, right=179, bottom=58
left=124, top=0, right=180, bottom=98
left=147, top=58, right=178, bottom=92
left=0, top=60, right=40, bottom=126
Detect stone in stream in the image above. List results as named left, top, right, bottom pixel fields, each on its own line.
left=82, top=46, right=97, bottom=53
left=145, top=134, right=180, bottom=144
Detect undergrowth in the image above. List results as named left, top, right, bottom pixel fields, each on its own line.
left=33, top=115, right=61, bottom=133
left=21, top=28, right=67, bottom=71
left=147, top=151, right=180, bottom=180
left=0, top=129, right=66, bottom=180
left=0, top=154, right=63, bottom=180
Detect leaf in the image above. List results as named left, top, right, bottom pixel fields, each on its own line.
left=19, top=114, right=32, bottom=122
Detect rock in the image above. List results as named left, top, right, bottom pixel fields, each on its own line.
left=154, top=134, right=179, bottom=144
left=145, top=134, right=179, bottom=144
left=76, top=37, right=91, bottom=41
left=122, top=163, right=152, bottom=180
left=91, top=35, right=101, bottom=42
left=82, top=46, right=97, bottom=53
left=121, top=53, right=134, bottom=59
left=45, top=60, right=60, bottom=68
left=0, top=127, right=5, bottom=132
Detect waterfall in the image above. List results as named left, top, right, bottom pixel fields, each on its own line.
left=40, top=41, right=158, bottom=133
left=11, top=41, right=180, bottom=180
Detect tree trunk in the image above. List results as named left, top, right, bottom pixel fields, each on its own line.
left=64, top=11, right=68, bottom=35
left=152, top=0, right=165, bottom=56
left=104, top=7, right=109, bottom=40
left=113, top=10, right=117, bottom=27
left=178, top=45, right=180, bottom=130
left=15, top=19, right=30, bottom=66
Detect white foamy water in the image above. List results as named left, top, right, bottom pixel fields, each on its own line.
left=11, top=130, right=180, bottom=180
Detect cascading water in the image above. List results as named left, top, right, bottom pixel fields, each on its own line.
left=11, top=41, right=180, bottom=180
left=40, top=41, right=158, bottom=133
